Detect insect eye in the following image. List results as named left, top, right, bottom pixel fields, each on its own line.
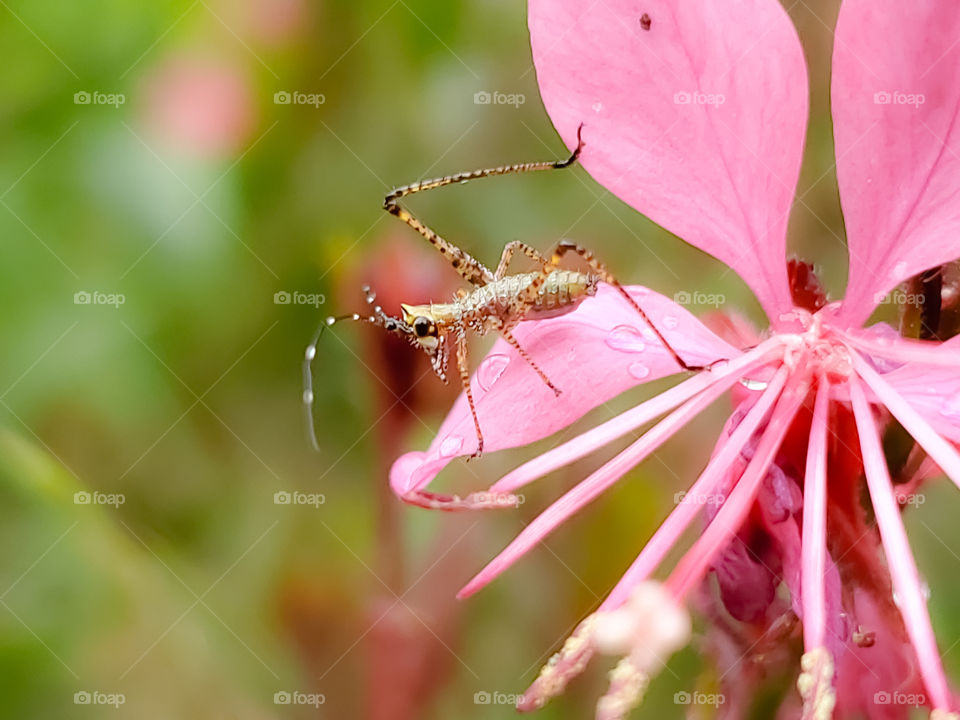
left=413, top=317, right=432, bottom=337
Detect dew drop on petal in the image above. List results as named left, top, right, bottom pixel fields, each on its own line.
left=939, top=395, right=960, bottom=421
left=662, top=316, right=679, bottom=329
left=710, top=359, right=730, bottom=373
left=606, top=325, right=647, bottom=353
left=740, top=377, right=768, bottom=391
left=628, top=362, right=651, bottom=380
left=477, top=353, right=510, bottom=392
left=440, top=435, right=464, bottom=458
left=891, top=580, right=931, bottom=609
left=892, top=261, right=908, bottom=278
left=592, top=101, right=603, bottom=113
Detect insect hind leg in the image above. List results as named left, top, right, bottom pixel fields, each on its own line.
left=550, top=240, right=705, bottom=372
left=495, top=240, right=549, bottom=279
left=455, top=329, right=485, bottom=458
left=382, top=123, right=587, bottom=288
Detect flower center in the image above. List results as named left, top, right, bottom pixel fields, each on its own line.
left=761, top=306, right=854, bottom=382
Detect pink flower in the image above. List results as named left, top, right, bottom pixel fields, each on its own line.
left=389, top=0, right=960, bottom=717
left=139, top=54, right=256, bottom=159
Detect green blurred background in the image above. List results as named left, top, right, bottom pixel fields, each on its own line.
left=1, top=0, right=958, bottom=718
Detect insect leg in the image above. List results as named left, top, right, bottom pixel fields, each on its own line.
left=455, top=328, right=485, bottom=458
left=383, top=124, right=586, bottom=287
left=492, top=256, right=569, bottom=394
left=495, top=240, right=549, bottom=279
left=499, top=325, right=561, bottom=397
left=551, top=241, right=704, bottom=372
left=382, top=199, right=494, bottom=286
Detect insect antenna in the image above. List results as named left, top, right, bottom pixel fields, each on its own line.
left=303, top=313, right=361, bottom=452
left=303, top=288, right=418, bottom=451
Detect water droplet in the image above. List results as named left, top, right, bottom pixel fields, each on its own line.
left=662, top=315, right=679, bottom=329
left=605, top=325, right=647, bottom=353
left=440, top=435, right=464, bottom=458
left=628, top=362, right=651, bottom=380
left=302, top=389, right=314, bottom=404
left=325, top=316, right=337, bottom=326
left=892, top=584, right=930, bottom=608
left=305, top=345, right=316, bottom=360
left=740, top=378, right=768, bottom=391
left=477, top=354, right=510, bottom=391
left=939, top=395, right=960, bottom=421
left=709, top=359, right=729, bottom=373
left=592, top=101, right=603, bottom=113
left=892, top=260, right=908, bottom=278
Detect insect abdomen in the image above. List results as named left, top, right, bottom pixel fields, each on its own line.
left=534, top=270, right=597, bottom=312
left=437, top=270, right=597, bottom=327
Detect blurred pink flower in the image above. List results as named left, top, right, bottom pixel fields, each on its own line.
left=389, top=0, right=960, bottom=717
left=216, top=0, right=306, bottom=46
left=139, top=55, right=256, bottom=158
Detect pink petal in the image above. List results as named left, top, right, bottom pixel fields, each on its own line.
left=457, top=363, right=757, bottom=600
left=389, top=285, right=737, bottom=504
left=833, top=588, right=928, bottom=719
left=603, top=365, right=791, bottom=610
left=832, top=0, right=960, bottom=327
left=529, top=0, right=807, bottom=321
left=666, top=373, right=809, bottom=599
left=848, top=334, right=960, bottom=443
left=851, top=353, right=960, bottom=487
left=492, top=336, right=787, bottom=494
left=848, top=375, right=952, bottom=711
left=841, top=327, right=960, bottom=370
